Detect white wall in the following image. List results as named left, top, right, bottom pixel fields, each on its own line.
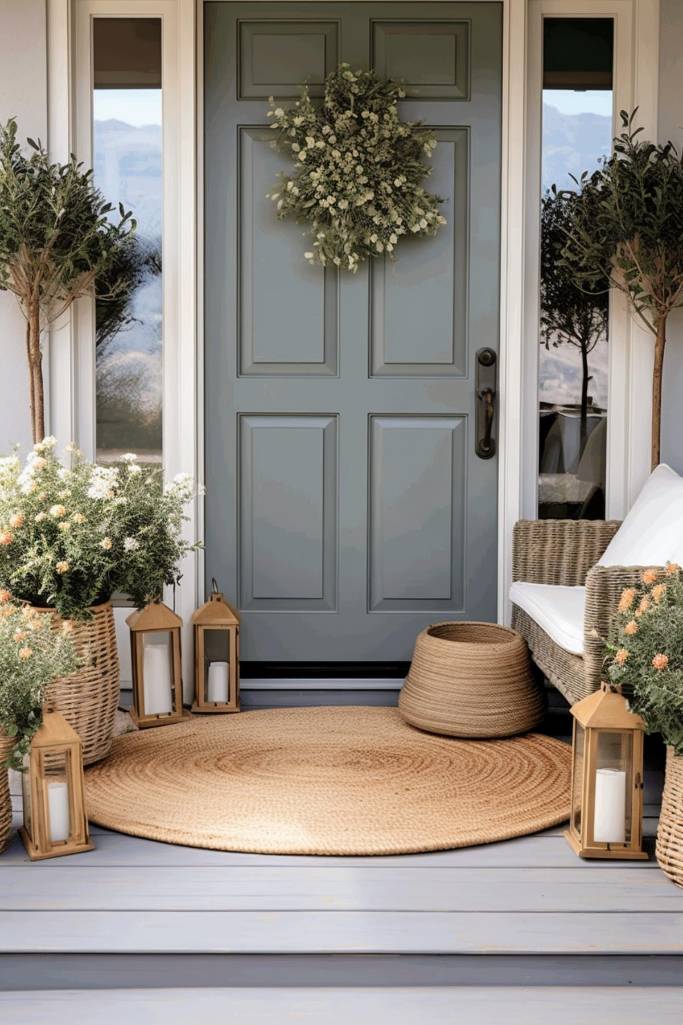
left=0, top=0, right=47, bottom=453
left=658, top=0, right=683, bottom=474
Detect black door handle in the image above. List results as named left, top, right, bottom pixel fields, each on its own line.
left=475, top=348, right=497, bottom=459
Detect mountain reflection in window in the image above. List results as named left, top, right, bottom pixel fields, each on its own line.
left=539, top=18, right=614, bottom=519
left=93, top=18, right=162, bottom=464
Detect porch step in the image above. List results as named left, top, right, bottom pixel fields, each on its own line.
left=2, top=987, right=683, bottom=1025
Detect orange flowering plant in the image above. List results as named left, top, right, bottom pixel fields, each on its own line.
left=606, top=563, right=683, bottom=753
left=0, top=598, right=78, bottom=769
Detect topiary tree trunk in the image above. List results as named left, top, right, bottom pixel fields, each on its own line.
left=26, top=299, right=44, bottom=443
left=652, top=316, right=667, bottom=468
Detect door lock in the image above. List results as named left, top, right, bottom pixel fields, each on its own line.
left=475, top=347, right=497, bottom=459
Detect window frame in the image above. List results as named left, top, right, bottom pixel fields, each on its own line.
left=523, top=0, right=661, bottom=525
left=54, top=0, right=199, bottom=696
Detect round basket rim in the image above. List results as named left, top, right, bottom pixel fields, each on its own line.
left=420, top=620, right=521, bottom=648
left=28, top=599, right=114, bottom=615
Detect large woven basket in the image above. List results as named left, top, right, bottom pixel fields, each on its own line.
left=0, top=731, right=14, bottom=854
left=40, top=601, right=120, bottom=766
left=657, top=747, right=683, bottom=887
left=400, top=621, right=545, bottom=738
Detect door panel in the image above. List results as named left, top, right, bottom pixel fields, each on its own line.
left=238, top=20, right=340, bottom=99
left=369, top=416, right=466, bottom=611
left=204, top=2, right=502, bottom=663
left=238, top=128, right=339, bottom=375
left=371, top=20, right=470, bottom=99
left=238, top=414, right=337, bottom=610
left=370, top=127, right=468, bottom=376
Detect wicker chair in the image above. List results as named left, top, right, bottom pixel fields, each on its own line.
left=511, top=519, right=652, bottom=706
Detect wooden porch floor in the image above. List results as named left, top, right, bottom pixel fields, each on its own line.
left=2, top=731, right=683, bottom=1022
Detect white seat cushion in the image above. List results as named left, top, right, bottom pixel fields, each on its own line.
left=598, top=463, right=683, bottom=568
left=510, top=581, right=585, bottom=656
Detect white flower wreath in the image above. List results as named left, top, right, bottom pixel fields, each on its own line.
left=267, top=64, right=446, bottom=273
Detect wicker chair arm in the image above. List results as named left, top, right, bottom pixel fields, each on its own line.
left=512, top=519, right=622, bottom=586
left=583, top=565, right=651, bottom=693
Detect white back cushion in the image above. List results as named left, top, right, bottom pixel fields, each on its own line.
left=598, top=464, right=683, bottom=568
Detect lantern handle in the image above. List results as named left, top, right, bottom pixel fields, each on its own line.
left=211, top=577, right=220, bottom=595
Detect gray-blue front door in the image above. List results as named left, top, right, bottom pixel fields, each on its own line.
left=204, top=2, right=502, bottom=663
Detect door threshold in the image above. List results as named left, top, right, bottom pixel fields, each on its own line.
left=243, top=678, right=403, bottom=691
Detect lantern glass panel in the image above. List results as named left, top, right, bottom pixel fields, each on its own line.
left=141, top=630, right=175, bottom=716
left=593, top=730, right=632, bottom=845
left=203, top=628, right=231, bottom=704
left=571, top=721, right=585, bottom=836
left=43, top=751, right=72, bottom=845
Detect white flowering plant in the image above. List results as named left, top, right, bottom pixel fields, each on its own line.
left=0, top=439, right=200, bottom=619
left=267, top=64, right=445, bottom=272
left=0, top=598, right=79, bottom=768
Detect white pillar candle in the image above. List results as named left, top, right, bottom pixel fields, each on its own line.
left=143, top=642, right=173, bottom=715
left=593, top=767, right=627, bottom=843
left=207, top=661, right=229, bottom=703
left=47, top=781, right=70, bottom=843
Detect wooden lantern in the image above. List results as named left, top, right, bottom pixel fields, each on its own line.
left=127, top=600, right=185, bottom=728
left=192, top=581, right=240, bottom=713
left=565, top=682, right=647, bottom=860
left=20, top=708, right=94, bottom=861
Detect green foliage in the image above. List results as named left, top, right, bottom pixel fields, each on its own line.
left=95, top=234, right=161, bottom=356
left=0, top=117, right=136, bottom=325
left=0, top=601, right=79, bottom=769
left=541, top=187, right=609, bottom=358
left=0, top=117, right=137, bottom=441
left=0, top=439, right=200, bottom=619
left=554, top=110, right=683, bottom=466
left=267, top=64, right=445, bottom=272
left=556, top=110, right=683, bottom=332
left=605, top=565, right=683, bottom=753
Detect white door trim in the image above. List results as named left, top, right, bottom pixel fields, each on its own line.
left=46, top=0, right=659, bottom=665
left=53, top=0, right=199, bottom=696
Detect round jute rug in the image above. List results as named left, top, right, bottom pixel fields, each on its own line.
left=85, top=706, right=571, bottom=855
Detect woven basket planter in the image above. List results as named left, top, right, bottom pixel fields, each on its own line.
left=400, top=621, right=545, bottom=738
left=0, top=731, right=14, bottom=854
left=656, top=747, right=683, bottom=887
left=40, top=601, right=120, bottom=766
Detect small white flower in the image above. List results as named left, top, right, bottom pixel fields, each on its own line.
left=120, top=453, right=138, bottom=464
left=33, top=436, right=57, bottom=453
left=124, top=536, right=140, bottom=552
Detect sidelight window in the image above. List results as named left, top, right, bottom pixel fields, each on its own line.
left=537, top=17, right=614, bottom=519
left=92, top=17, right=163, bottom=465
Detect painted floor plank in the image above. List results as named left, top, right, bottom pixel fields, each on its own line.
left=3, top=911, right=683, bottom=955
left=0, top=829, right=659, bottom=868
left=2, top=987, right=683, bottom=1025
left=1, top=865, right=679, bottom=913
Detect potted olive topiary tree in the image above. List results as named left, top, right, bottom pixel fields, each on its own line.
left=557, top=110, right=683, bottom=468
left=0, top=118, right=137, bottom=443
left=541, top=187, right=609, bottom=453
